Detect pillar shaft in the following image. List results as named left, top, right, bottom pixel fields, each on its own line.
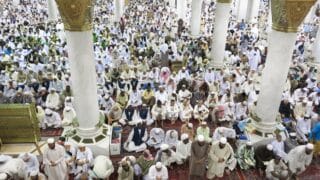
left=177, top=0, right=187, bottom=20
left=114, top=0, right=124, bottom=22
left=211, top=1, right=232, bottom=68
left=313, top=27, right=320, bottom=63
left=190, top=0, right=203, bottom=36
left=65, top=31, right=100, bottom=137
left=253, top=0, right=316, bottom=136
left=237, top=0, right=249, bottom=22
left=47, top=0, right=59, bottom=21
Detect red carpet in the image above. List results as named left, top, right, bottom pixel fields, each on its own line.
left=40, top=128, right=63, bottom=137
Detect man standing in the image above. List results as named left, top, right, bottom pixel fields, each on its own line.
left=189, top=135, right=210, bottom=180
left=176, top=134, right=192, bottom=165
left=43, top=138, right=68, bottom=180
left=287, top=144, right=313, bottom=177
left=207, top=137, right=235, bottom=179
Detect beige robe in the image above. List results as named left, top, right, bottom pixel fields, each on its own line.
left=43, top=144, right=68, bottom=180
left=207, top=142, right=234, bottom=179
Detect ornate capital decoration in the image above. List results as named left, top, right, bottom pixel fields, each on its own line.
left=55, top=0, right=93, bottom=31
left=217, top=0, right=232, bottom=3
left=271, top=0, right=316, bottom=32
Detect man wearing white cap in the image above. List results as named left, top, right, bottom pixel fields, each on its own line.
left=42, top=108, right=62, bottom=129
left=155, top=144, right=179, bottom=167
left=89, top=155, right=114, bottom=179
left=287, top=143, right=313, bottom=176
left=61, top=106, right=76, bottom=126
left=294, top=99, right=307, bottom=118
left=176, top=133, right=191, bottom=165
left=117, top=159, right=134, bottom=180
left=207, top=137, right=235, bottom=179
left=45, top=88, right=60, bottom=110
left=18, top=152, right=39, bottom=177
left=196, top=121, right=211, bottom=142
left=43, top=138, right=68, bottom=180
left=296, top=115, right=311, bottom=143
left=265, top=155, right=289, bottom=180
left=193, top=100, right=209, bottom=123
left=189, top=135, right=210, bottom=180
left=164, top=130, right=178, bottom=148
left=254, top=144, right=275, bottom=174
left=75, top=143, right=93, bottom=179
left=181, top=122, right=195, bottom=141
left=124, top=120, right=148, bottom=152
left=166, top=98, right=180, bottom=124
left=147, top=127, right=165, bottom=149
left=147, top=162, right=168, bottom=180
left=236, top=141, right=256, bottom=170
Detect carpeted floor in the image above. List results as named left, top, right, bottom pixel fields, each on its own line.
left=40, top=128, right=63, bottom=137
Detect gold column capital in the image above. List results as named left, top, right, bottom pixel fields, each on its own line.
left=55, top=0, right=93, bottom=31
left=271, top=0, right=316, bottom=32
left=217, top=0, right=232, bottom=3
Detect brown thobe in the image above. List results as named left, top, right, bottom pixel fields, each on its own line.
left=189, top=141, right=210, bottom=180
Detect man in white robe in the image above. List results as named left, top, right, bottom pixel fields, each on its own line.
left=296, top=115, right=311, bottom=143
left=89, top=155, right=114, bottom=179
left=271, top=134, right=287, bottom=160
left=62, top=106, right=76, bottom=126
left=155, top=144, right=180, bottom=167
left=43, top=109, right=62, bottom=129
left=147, top=128, right=165, bottom=149
left=45, top=88, right=60, bottom=110
left=0, top=155, right=26, bottom=180
left=166, top=98, right=180, bottom=124
left=193, top=100, right=209, bottom=123
left=176, top=134, right=191, bottom=165
left=124, top=121, right=148, bottom=152
left=43, top=138, right=68, bottom=180
left=265, top=156, right=289, bottom=180
left=207, top=137, right=236, bottom=179
left=18, top=153, right=39, bottom=177
left=212, top=127, right=236, bottom=142
left=287, top=143, right=313, bottom=176
left=75, top=143, right=94, bottom=179
left=164, top=130, right=178, bottom=148
left=147, top=162, right=168, bottom=180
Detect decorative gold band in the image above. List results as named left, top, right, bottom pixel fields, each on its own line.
left=55, top=0, right=93, bottom=31
left=217, top=0, right=232, bottom=3
left=271, top=0, right=316, bottom=33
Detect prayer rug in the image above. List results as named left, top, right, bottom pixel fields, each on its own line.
left=40, top=128, right=63, bottom=137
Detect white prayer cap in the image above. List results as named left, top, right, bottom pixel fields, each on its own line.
left=306, top=143, right=314, bottom=150
left=40, top=87, right=46, bottom=91
left=242, top=101, right=247, bottom=105
left=267, top=144, right=273, bottom=151
left=29, top=170, right=38, bottom=177
left=49, top=88, right=56, bottom=91
left=45, top=108, right=52, bottom=115
left=155, top=128, right=161, bottom=134
left=0, top=173, right=7, bottom=180
left=188, top=123, right=193, bottom=128
left=289, top=132, right=296, bottom=137
left=197, top=135, right=205, bottom=142
left=246, top=141, right=253, bottom=146
left=220, top=137, right=227, bottom=144
left=64, top=142, right=71, bottom=146
left=302, top=99, right=308, bottom=103
left=229, top=102, right=234, bottom=106
left=47, top=138, right=55, bottom=144
left=155, top=162, right=162, bottom=168
left=201, top=121, right=207, bottom=125
left=78, top=143, right=86, bottom=147
left=181, top=133, right=189, bottom=140
left=65, top=106, right=71, bottom=111
left=160, top=144, right=169, bottom=151
left=128, top=156, right=136, bottom=164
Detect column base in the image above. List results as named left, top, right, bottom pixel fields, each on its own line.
left=62, top=124, right=111, bottom=156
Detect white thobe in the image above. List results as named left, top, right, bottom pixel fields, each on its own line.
left=166, top=103, right=180, bottom=119
left=76, top=148, right=93, bottom=175
left=18, top=153, right=39, bottom=175
left=179, top=104, right=193, bottom=121
left=296, top=118, right=311, bottom=142
left=155, top=91, right=168, bottom=105
left=43, top=144, right=68, bottom=180
left=62, top=108, right=76, bottom=126
left=89, top=155, right=114, bottom=179
left=0, top=158, right=26, bottom=179
left=147, top=165, right=168, bottom=180
left=43, top=112, right=62, bottom=128
left=176, top=141, right=191, bottom=162
left=265, top=159, right=288, bottom=180
left=147, top=128, right=165, bottom=149
left=164, top=130, right=178, bottom=148
left=193, top=105, right=209, bottom=121
left=46, top=93, right=60, bottom=109
left=271, top=140, right=287, bottom=160
left=287, top=145, right=313, bottom=174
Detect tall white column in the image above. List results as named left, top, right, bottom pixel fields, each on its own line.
left=47, top=0, right=59, bottom=21
left=237, top=0, right=249, bottom=22
left=249, top=0, right=260, bottom=23
left=211, top=1, right=232, bottom=68
left=169, top=0, right=175, bottom=8
left=13, top=0, right=20, bottom=6
left=177, top=0, right=187, bottom=20
left=114, top=0, right=124, bottom=22
left=252, top=0, right=316, bottom=137
left=65, top=31, right=100, bottom=137
left=253, top=31, right=297, bottom=134
left=190, top=0, right=203, bottom=36
left=56, top=0, right=109, bottom=156
left=313, top=27, right=320, bottom=63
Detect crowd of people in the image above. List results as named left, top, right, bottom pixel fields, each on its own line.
left=0, top=0, right=320, bottom=179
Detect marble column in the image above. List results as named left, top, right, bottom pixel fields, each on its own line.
left=114, top=0, right=123, bottom=22
left=252, top=0, right=316, bottom=137
left=247, top=0, right=260, bottom=23
left=177, top=0, right=187, bottom=20
left=169, top=0, right=176, bottom=8
left=47, top=0, right=59, bottom=21
left=12, top=0, right=20, bottom=6
left=313, top=27, right=320, bottom=63
left=304, top=0, right=319, bottom=23
left=237, top=0, right=249, bottom=22
left=190, top=0, right=203, bottom=36
left=55, top=0, right=109, bottom=155
left=211, top=0, right=232, bottom=68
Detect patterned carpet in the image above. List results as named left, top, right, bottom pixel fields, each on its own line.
left=40, top=128, right=63, bottom=137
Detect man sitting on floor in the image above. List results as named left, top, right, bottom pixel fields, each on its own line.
left=124, top=120, right=148, bottom=152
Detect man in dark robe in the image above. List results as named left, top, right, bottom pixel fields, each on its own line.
left=124, top=121, right=148, bottom=152
left=254, top=143, right=275, bottom=175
